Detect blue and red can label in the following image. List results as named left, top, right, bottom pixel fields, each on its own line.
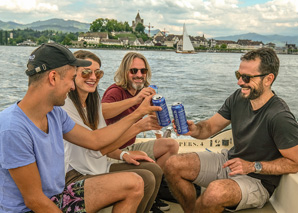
left=148, top=85, right=158, bottom=93
left=152, top=94, right=171, bottom=127
left=171, top=102, right=189, bottom=134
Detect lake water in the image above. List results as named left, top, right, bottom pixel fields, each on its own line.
left=1, top=46, right=297, bottom=137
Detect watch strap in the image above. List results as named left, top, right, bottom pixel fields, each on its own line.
left=120, top=151, right=129, bottom=160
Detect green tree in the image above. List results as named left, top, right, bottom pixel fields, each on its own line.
left=5, top=31, right=8, bottom=45
left=90, top=18, right=107, bottom=32
left=37, top=35, right=48, bottom=44
left=135, top=23, right=145, bottom=33
left=62, top=36, right=72, bottom=45
left=124, top=21, right=132, bottom=32
left=90, top=18, right=133, bottom=33
left=220, top=43, right=227, bottom=49
left=0, top=31, right=3, bottom=45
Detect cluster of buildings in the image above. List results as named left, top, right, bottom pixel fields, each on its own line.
left=15, top=11, right=297, bottom=53
left=72, top=12, right=297, bottom=53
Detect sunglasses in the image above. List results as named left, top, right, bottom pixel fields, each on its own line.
left=129, top=68, right=148, bottom=75
left=81, top=69, right=104, bottom=79
left=235, top=71, right=267, bottom=83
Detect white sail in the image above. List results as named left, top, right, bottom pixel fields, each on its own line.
left=176, top=23, right=195, bottom=53
left=182, top=23, right=194, bottom=51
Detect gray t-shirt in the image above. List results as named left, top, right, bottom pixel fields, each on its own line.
left=218, top=89, right=298, bottom=195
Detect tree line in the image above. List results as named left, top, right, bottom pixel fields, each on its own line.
left=0, top=17, right=149, bottom=46
left=0, top=29, right=78, bottom=46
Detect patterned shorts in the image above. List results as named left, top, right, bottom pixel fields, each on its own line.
left=27, top=180, right=86, bottom=213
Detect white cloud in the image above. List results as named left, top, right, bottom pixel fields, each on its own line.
left=0, top=0, right=298, bottom=37
left=0, top=0, right=58, bottom=12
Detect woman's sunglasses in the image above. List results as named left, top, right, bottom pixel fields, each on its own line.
left=81, top=69, right=104, bottom=79
left=129, top=68, right=148, bottom=75
left=235, top=71, right=267, bottom=83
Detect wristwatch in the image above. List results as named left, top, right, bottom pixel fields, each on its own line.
left=120, top=151, right=129, bottom=160
left=254, top=162, right=262, bottom=173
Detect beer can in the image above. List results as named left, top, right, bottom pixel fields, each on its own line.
left=148, top=85, right=158, bottom=93
left=152, top=94, right=171, bottom=127
left=171, top=102, right=189, bottom=134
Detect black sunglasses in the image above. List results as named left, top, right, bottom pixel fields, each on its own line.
left=235, top=71, right=267, bottom=83
left=81, top=69, right=104, bottom=79
left=129, top=68, right=148, bottom=75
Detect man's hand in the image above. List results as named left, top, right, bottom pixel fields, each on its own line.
left=133, top=87, right=156, bottom=104
left=223, top=158, right=254, bottom=176
left=123, top=151, right=155, bottom=165
left=172, top=120, right=196, bottom=136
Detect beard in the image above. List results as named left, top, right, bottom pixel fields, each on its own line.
left=241, top=83, right=264, bottom=100
left=130, top=77, right=145, bottom=90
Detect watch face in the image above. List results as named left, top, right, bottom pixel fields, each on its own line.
left=255, top=162, right=262, bottom=173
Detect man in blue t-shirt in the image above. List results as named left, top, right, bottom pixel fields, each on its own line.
left=0, top=43, right=161, bottom=212
left=163, top=48, right=298, bottom=213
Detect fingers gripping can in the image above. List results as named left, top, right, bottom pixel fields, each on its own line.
left=148, top=85, right=158, bottom=93
left=152, top=94, right=171, bottom=127
left=171, top=102, right=189, bottom=134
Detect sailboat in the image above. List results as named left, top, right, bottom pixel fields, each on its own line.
left=176, top=23, right=196, bottom=54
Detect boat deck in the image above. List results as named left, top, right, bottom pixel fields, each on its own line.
left=164, top=200, right=276, bottom=213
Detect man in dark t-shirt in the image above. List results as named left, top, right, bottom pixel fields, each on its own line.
left=163, top=48, right=298, bottom=213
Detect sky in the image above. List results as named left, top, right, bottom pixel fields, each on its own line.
left=0, top=0, right=298, bottom=38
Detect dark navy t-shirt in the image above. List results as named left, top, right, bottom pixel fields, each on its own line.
left=218, top=89, right=298, bottom=195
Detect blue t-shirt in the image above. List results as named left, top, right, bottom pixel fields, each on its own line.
left=0, top=103, right=75, bottom=212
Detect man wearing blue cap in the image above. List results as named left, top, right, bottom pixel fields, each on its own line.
left=0, top=43, right=161, bottom=212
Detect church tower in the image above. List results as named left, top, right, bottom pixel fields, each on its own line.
left=132, top=11, right=144, bottom=31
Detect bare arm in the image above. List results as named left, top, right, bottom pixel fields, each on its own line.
left=9, top=163, right=61, bottom=213
left=102, top=87, right=155, bottom=119
left=261, top=145, right=298, bottom=175
left=224, top=145, right=298, bottom=176
left=174, top=113, right=230, bottom=139
left=64, top=95, right=161, bottom=152
left=100, top=115, right=161, bottom=155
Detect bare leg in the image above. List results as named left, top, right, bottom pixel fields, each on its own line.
left=163, top=153, right=200, bottom=213
left=153, top=138, right=179, bottom=169
left=195, top=179, right=241, bottom=213
left=110, top=162, right=163, bottom=213
left=84, top=172, right=144, bottom=213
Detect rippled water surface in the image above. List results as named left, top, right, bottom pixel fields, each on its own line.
left=1, top=46, right=297, bottom=137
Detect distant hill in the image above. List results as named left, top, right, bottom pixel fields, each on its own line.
left=144, top=29, right=161, bottom=36
left=0, top=18, right=90, bottom=33
left=214, top=33, right=298, bottom=47
left=1, top=19, right=297, bottom=46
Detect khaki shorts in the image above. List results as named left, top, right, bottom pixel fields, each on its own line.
left=194, top=149, right=270, bottom=211
left=108, top=139, right=155, bottom=163
left=124, top=139, right=155, bottom=160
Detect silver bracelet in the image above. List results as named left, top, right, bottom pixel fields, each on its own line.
left=120, top=151, right=129, bottom=160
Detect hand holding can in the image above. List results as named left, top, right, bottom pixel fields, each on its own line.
left=171, top=102, right=189, bottom=135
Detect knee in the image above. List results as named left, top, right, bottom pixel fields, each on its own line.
left=148, top=163, right=163, bottom=181
left=165, top=138, right=179, bottom=154
left=128, top=172, right=145, bottom=197
left=201, top=181, right=225, bottom=206
left=163, top=154, right=180, bottom=175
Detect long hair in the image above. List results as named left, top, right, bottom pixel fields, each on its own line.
left=114, top=52, right=151, bottom=89
left=68, top=50, right=101, bottom=130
